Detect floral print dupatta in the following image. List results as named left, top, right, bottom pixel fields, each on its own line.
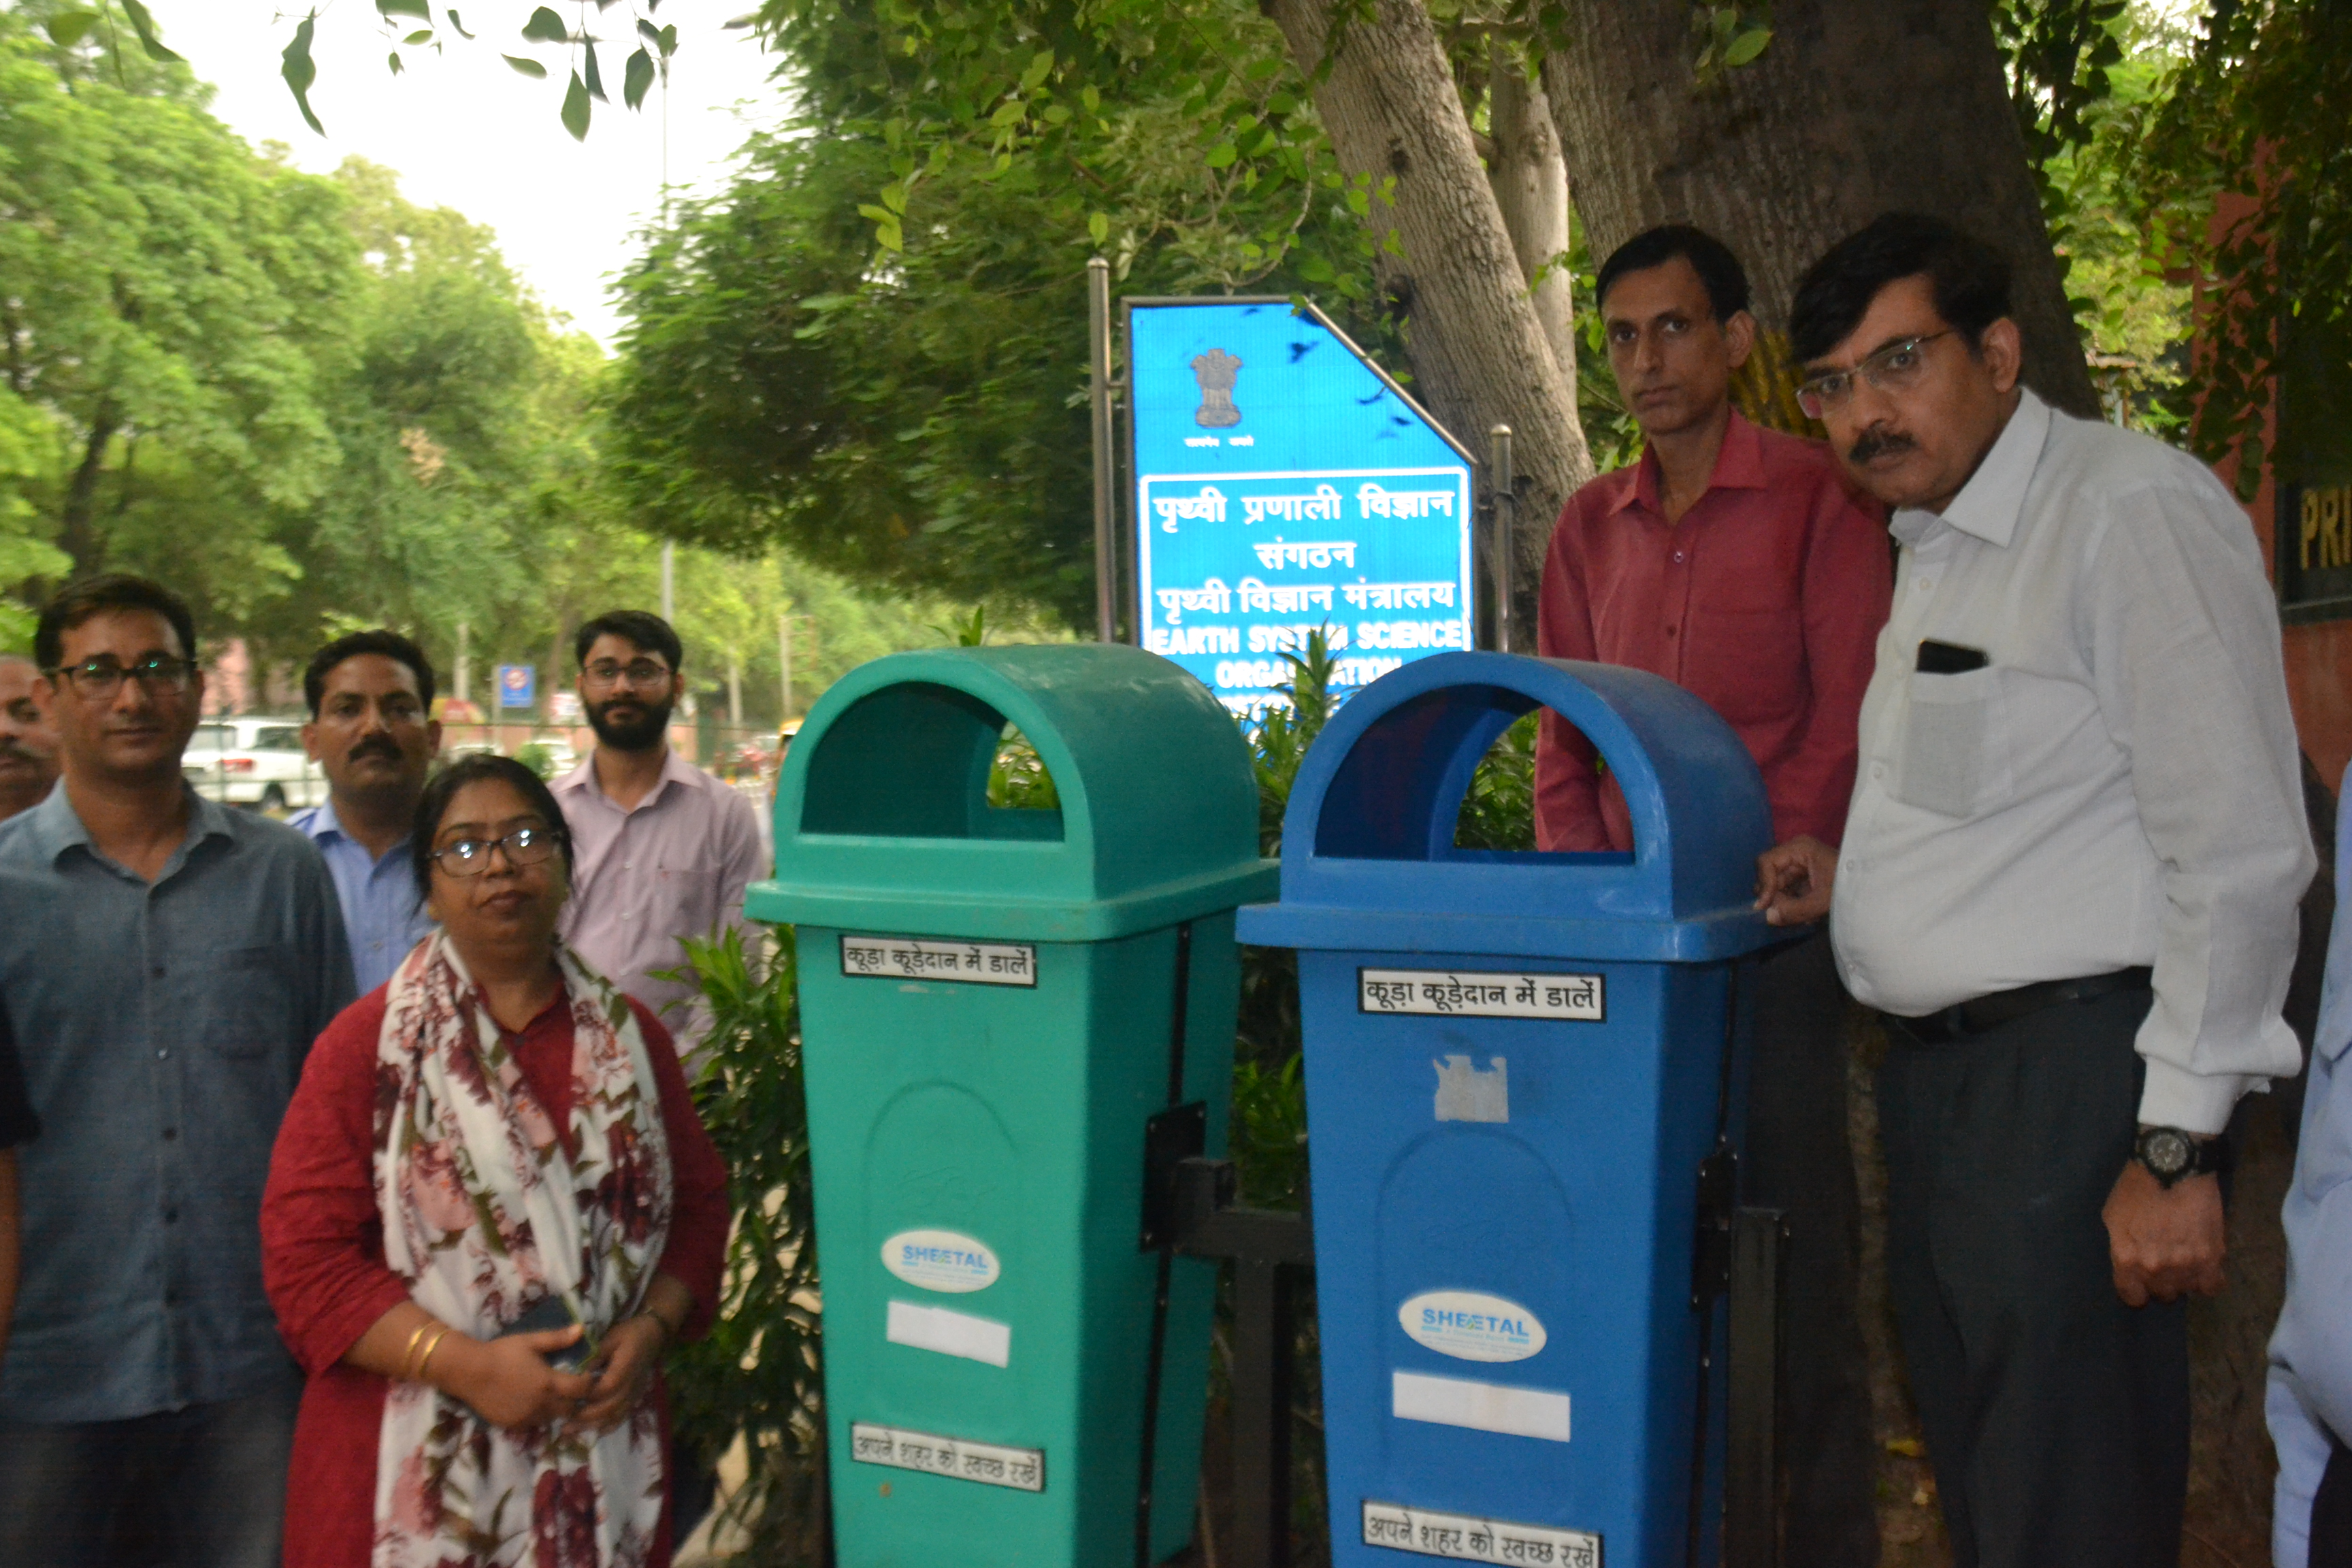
left=371, top=931, right=674, bottom=1568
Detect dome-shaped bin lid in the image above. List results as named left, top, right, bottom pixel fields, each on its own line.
left=1234, top=651, right=1781, bottom=962
left=747, top=644, right=1277, bottom=943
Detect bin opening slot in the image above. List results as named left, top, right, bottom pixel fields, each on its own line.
left=800, top=681, right=1066, bottom=842
left=1314, top=683, right=1635, bottom=865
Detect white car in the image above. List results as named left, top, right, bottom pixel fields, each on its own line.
left=183, top=717, right=328, bottom=813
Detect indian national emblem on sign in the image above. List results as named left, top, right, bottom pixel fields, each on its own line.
left=1191, top=347, right=1243, bottom=427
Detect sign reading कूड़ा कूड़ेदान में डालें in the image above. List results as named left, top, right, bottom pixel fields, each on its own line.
left=1127, top=298, right=1475, bottom=715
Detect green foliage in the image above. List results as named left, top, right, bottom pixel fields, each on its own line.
left=0, top=393, right=68, bottom=651
left=0, top=11, right=951, bottom=731
left=1993, top=0, right=2131, bottom=177
left=0, top=8, right=353, bottom=608
left=1563, top=208, right=1646, bottom=474
left=934, top=606, right=989, bottom=648
left=2126, top=0, right=2352, bottom=486
left=2032, top=6, right=2198, bottom=430
left=665, top=926, right=830, bottom=1567
left=1246, top=628, right=1342, bottom=862
left=1453, top=711, right=1540, bottom=851
left=1230, top=1050, right=1310, bottom=1209
left=748, top=0, right=1380, bottom=289
left=987, top=731, right=1061, bottom=811
left=602, top=1, right=1407, bottom=629
left=512, top=740, right=557, bottom=778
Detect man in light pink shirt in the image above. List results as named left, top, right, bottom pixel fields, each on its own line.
left=552, top=610, right=767, bottom=1055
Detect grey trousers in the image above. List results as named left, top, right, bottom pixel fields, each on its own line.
left=1879, top=988, right=2188, bottom=1568
left=0, top=1384, right=299, bottom=1568
left=1744, top=928, right=1880, bottom=1568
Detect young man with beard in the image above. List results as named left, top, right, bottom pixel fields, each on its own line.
left=0, top=574, right=353, bottom=1567
left=552, top=610, right=765, bottom=1056
left=0, top=655, right=60, bottom=823
left=1754, top=213, right=2312, bottom=1568
left=1534, top=223, right=1891, bottom=1568
left=289, top=630, right=443, bottom=995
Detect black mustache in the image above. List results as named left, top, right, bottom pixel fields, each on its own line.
left=1848, top=427, right=1916, bottom=465
left=348, top=737, right=403, bottom=762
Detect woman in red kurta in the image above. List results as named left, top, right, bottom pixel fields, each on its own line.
left=262, top=754, right=730, bottom=1567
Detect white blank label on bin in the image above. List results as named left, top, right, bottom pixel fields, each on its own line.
left=1392, top=1370, right=1570, bottom=1442
left=1359, top=968, right=1603, bottom=1021
left=841, top=934, right=1037, bottom=987
left=887, top=1300, right=1011, bottom=1367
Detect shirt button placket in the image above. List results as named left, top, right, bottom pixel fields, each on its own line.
left=147, top=892, right=186, bottom=1389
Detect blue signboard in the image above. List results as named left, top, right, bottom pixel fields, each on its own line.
left=1127, top=298, right=1474, bottom=712
left=495, top=663, right=537, bottom=710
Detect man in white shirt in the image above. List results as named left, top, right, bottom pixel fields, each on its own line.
left=1754, top=213, right=2313, bottom=1568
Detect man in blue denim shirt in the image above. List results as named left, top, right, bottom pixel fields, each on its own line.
left=0, top=576, right=353, bottom=1568
left=0, top=997, right=35, bottom=1374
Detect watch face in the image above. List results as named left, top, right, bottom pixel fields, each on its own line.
left=2144, top=1129, right=2193, bottom=1176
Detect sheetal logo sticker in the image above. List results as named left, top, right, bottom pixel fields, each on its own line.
left=881, top=1230, right=1000, bottom=1294
left=1398, top=1290, right=1546, bottom=1363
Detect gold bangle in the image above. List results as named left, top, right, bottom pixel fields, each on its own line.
left=397, top=1321, right=434, bottom=1382
left=414, top=1325, right=453, bottom=1384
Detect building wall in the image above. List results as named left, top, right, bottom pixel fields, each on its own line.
left=2217, top=423, right=2352, bottom=793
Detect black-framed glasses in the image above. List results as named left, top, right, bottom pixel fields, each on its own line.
left=1797, top=330, right=1958, bottom=418
left=430, top=826, right=561, bottom=877
left=46, top=655, right=195, bottom=698
left=582, top=658, right=672, bottom=690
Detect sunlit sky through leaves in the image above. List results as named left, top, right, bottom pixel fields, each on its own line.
left=145, top=3, right=784, bottom=345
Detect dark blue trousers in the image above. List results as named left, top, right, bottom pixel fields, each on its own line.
left=1879, top=990, right=2189, bottom=1568
left=0, top=1384, right=298, bottom=1568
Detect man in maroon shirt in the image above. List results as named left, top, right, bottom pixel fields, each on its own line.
left=1535, top=225, right=1892, bottom=1567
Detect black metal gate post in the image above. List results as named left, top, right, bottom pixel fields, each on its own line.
left=1171, top=1156, right=1316, bottom=1568
left=1725, top=1205, right=1788, bottom=1568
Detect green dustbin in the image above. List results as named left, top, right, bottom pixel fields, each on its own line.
left=747, top=644, right=1277, bottom=1567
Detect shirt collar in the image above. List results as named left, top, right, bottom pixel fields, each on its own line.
left=296, top=796, right=414, bottom=860
left=1891, top=387, right=2051, bottom=549
left=296, top=796, right=346, bottom=844
left=553, top=746, right=702, bottom=808
left=29, top=780, right=234, bottom=868
left=1612, top=407, right=1769, bottom=518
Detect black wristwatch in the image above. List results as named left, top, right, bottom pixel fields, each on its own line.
left=2134, top=1126, right=2227, bottom=1189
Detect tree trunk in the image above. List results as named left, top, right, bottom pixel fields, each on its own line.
left=1264, top=0, right=1592, bottom=630
left=58, top=401, right=120, bottom=578
left=1542, top=0, right=2100, bottom=419
left=1486, top=44, right=1578, bottom=408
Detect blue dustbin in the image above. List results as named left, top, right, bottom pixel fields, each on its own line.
left=1235, top=651, right=1782, bottom=1567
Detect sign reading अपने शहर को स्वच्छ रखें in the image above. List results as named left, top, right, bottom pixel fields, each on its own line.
left=1126, top=298, right=1475, bottom=715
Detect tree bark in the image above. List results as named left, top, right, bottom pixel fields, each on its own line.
left=1542, top=0, right=2100, bottom=419
left=1486, top=44, right=1578, bottom=410
left=58, top=400, right=119, bottom=578
left=1265, top=0, right=1592, bottom=631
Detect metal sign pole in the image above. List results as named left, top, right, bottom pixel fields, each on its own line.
left=1490, top=424, right=1516, bottom=653
left=1089, top=258, right=1118, bottom=643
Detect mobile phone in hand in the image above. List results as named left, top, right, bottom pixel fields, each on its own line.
left=501, top=1295, right=591, bottom=1371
